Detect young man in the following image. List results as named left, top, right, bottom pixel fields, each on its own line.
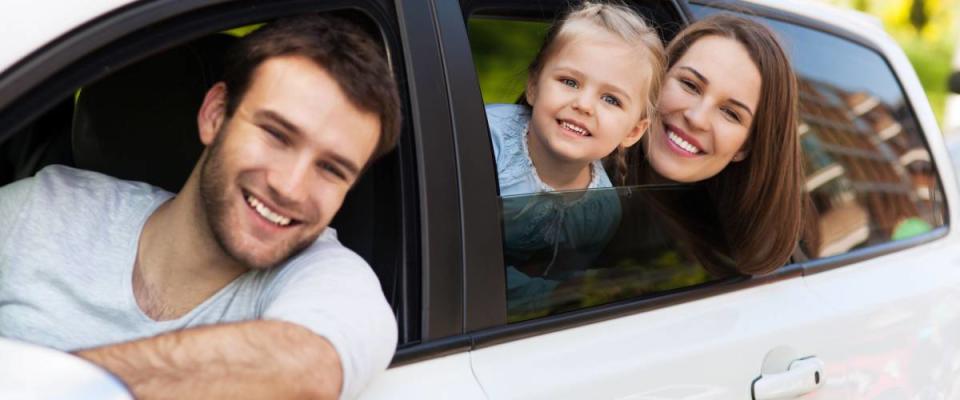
left=0, top=14, right=401, bottom=399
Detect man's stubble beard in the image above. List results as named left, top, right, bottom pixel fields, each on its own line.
left=198, top=126, right=317, bottom=270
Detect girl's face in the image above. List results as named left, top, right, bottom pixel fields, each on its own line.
left=646, top=35, right=761, bottom=183
left=525, top=32, right=650, bottom=169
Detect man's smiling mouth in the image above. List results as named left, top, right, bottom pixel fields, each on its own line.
left=245, top=193, right=294, bottom=227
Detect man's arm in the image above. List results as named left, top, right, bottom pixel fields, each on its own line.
left=75, top=320, right=342, bottom=400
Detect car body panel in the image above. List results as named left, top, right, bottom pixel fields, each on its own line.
left=359, top=353, right=486, bottom=399
left=470, top=279, right=822, bottom=399
left=0, top=0, right=135, bottom=72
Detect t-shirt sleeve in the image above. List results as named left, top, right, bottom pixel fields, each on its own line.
left=259, top=236, right=397, bottom=400
left=0, top=177, right=34, bottom=251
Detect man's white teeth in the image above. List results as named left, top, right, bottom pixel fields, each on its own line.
left=246, top=195, right=292, bottom=226
left=668, top=131, right=701, bottom=154
left=561, top=121, right=589, bottom=136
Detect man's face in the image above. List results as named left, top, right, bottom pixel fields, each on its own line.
left=199, top=55, right=380, bottom=269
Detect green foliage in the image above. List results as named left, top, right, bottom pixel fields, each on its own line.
left=468, top=18, right=550, bottom=104
left=900, top=35, right=954, bottom=123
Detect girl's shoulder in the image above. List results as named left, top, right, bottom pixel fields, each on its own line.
left=485, top=103, right=530, bottom=136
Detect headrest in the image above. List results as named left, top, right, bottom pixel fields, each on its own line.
left=72, top=34, right=235, bottom=192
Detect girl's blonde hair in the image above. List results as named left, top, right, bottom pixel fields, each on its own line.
left=523, top=1, right=666, bottom=184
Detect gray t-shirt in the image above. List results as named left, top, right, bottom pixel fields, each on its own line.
left=0, top=165, right=396, bottom=399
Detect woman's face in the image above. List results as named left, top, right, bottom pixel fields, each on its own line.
left=646, top=35, right=761, bottom=183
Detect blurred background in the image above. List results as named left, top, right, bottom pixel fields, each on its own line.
left=815, top=0, right=960, bottom=135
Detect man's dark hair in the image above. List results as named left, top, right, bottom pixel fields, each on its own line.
left=222, top=14, right=401, bottom=159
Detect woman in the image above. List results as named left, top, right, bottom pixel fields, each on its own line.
left=628, top=14, right=813, bottom=275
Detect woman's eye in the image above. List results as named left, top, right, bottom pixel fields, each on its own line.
left=679, top=78, right=699, bottom=93
left=601, top=94, right=621, bottom=107
left=561, top=78, right=578, bottom=88
left=721, top=107, right=742, bottom=124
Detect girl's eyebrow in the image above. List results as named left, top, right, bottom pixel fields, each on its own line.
left=678, top=65, right=755, bottom=117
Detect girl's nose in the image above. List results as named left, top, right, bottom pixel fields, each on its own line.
left=572, top=93, right=594, bottom=116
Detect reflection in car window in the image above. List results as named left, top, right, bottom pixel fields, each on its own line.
left=691, top=4, right=946, bottom=258
left=501, top=185, right=730, bottom=322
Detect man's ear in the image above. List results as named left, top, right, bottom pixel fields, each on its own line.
left=197, top=82, right=228, bottom=146
left=621, top=118, right=650, bottom=148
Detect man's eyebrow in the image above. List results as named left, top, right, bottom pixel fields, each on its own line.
left=255, top=109, right=362, bottom=177
left=679, top=66, right=755, bottom=117
left=256, top=109, right=303, bottom=137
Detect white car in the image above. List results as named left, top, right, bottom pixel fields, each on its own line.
left=1, top=0, right=958, bottom=399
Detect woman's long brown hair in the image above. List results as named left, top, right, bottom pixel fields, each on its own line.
left=636, top=14, right=811, bottom=275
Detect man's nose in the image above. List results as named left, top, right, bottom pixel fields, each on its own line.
left=269, top=153, right=312, bottom=204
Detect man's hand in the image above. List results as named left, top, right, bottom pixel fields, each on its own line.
left=75, top=320, right=341, bottom=400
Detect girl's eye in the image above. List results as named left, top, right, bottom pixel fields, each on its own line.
left=318, top=161, right=347, bottom=181
left=601, top=94, right=621, bottom=107
left=561, top=78, right=578, bottom=88
left=721, top=107, right=743, bottom=124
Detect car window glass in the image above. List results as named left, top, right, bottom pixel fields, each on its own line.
left=469, top=16, right=737, bottom=323
left=691, top=5, right=947, bottom=259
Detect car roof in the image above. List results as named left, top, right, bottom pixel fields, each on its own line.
left=0, top=0, right=137, bottom=72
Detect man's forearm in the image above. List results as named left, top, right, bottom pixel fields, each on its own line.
left=75, top=320, right=342, bottom=400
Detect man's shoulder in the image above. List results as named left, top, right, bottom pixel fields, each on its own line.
left=31, top=165, right=172, bottom=206
left=285, top=228, right=370, bottom=272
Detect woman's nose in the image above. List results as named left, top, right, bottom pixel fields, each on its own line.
left=682, top=100, right=711, bottom=131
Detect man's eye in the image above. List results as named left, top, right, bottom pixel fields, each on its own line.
left=601, top=94, right=621, bottom=107
left=560, top=78, right=579, bottom=88
left=263, top=126, right=288, bottom=144
left=318, top=162, right=347, bottom=181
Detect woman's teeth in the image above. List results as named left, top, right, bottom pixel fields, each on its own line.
left=668, top=131, right=701, bottom=154
left=561, top=121, right=589, bottom=136
left=246, top=195, right=292, bottom=226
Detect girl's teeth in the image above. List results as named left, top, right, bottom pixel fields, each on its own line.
left=668, top=131, right=700, bottom=154
left=562, top=121, right=587, bottom=136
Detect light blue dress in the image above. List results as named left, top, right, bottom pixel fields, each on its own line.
left=486, top=104, right=622, bottom=316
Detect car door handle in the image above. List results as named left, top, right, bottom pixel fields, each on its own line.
left=752, top=357, right=824, bottom=400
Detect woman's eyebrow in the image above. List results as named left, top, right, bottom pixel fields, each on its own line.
left=679, top=65, right=755, bottom=117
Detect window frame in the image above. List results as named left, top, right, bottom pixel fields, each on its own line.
left=0, top=0, right=445, bottom=354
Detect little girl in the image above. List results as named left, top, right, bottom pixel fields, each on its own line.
left=485, top=1, right=665, bottom=318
